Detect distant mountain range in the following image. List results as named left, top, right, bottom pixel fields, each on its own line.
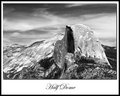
left=3, top=24, right=117, bottom=79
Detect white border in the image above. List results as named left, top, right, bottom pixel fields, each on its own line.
left=1, top=1, right=119, bottom=95
left=1, top=1, right=118, bottom=4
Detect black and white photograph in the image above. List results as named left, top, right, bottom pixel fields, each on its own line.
left=1, top=1, right=119, bottom=95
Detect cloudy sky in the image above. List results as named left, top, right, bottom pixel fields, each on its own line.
left=3, top=2, right=117, bottom=46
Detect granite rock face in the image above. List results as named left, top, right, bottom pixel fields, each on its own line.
left=67, top=24, right=110, bottom=66
left=3, top=24, right=115, bottom=79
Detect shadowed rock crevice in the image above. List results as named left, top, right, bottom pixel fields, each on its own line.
left=66, top=26, right=75, bottom=53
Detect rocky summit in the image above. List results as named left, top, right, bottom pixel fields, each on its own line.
left=3, top=24, right=117, bottom=79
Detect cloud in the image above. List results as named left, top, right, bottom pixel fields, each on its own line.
left=11, top=32, right=20, bottom=37
left=3, top=18, right=35, bottom=31
left=65, top=3, right=89, bottom=7
left=3, top=13, right=116, bottom=45
left=3, top=7, right=15, bottom=16
left=3, top=4, right=117, bottom=46
left=3, top=8, right=68, bottom=32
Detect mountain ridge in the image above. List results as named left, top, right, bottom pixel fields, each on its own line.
left=3, top=24, right=117, bottom=79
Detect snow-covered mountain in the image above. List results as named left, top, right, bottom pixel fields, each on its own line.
left=3, top=24, right=116, bottom=79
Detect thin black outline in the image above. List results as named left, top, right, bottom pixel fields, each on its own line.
left=1, top=1, right=119, bottom=95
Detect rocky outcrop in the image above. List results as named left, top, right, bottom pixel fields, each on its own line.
left=67, top=24, right=110, bottom=66
left=3, top=24, right=113, bottom=79
left=53, top=24, right=111, bottom=77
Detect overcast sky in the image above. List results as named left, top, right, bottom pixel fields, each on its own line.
left=3, top=3, right=117, bottom=46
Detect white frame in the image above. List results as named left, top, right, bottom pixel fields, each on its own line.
left=1, top=1, right=119, bottom=95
